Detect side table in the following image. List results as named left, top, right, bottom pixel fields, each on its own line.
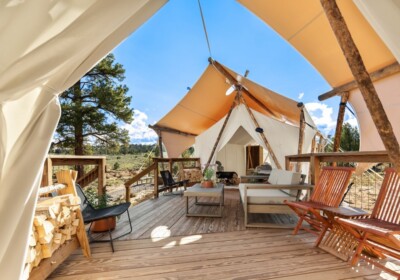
left=318, top=205, right=369, bottom=261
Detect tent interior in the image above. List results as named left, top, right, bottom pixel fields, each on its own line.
left=216, top=126, right=263, bottom=177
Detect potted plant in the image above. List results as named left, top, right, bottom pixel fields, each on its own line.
left=84, top=187, right=116, bottom=232
left=202, top=167, right=215, bottom=188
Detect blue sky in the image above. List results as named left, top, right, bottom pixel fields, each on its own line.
left=112, top=0, right=357, bottom=144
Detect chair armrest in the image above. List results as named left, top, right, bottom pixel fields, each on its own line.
left=243, top=184, right=314, bottom=190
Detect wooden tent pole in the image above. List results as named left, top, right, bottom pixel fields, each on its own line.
left=203, top=94, right=238, bottom=174
left=209, top=58, right=278, bottom=118
left=240, top=95, right=282, bottom=169
left=318, top=62, right=400, bottom=101
left=158, top=130, right=163, bottom=159
left=333, top=92, right=349, bottom=153
left=311, top=134, right=317, bottom=153
left=320, top=0, right=400, bottom=171
left=297, top=104, right=305, bottom=172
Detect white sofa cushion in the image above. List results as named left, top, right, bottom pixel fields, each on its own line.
left=268, top=169, right=302, bottom=185
left=239, top=183, right=298, bottom=204
left=268, top=169, right=302, bottom=197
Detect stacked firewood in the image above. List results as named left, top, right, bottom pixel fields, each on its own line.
left=24, top=194, right=81, bottom=275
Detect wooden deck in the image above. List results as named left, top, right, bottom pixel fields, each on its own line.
left=49, top=189, right=398, bottom=279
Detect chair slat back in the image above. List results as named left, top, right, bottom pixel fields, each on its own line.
left=372, top=168, right=400, bottom=224
left=75, top=184, right=95, bottom=211
left=311, top=167, right=355, bottom=207
left=160, top=170, right=175, bottom=186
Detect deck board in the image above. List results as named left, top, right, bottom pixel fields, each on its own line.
left=49, top=189, right=398, bottom=279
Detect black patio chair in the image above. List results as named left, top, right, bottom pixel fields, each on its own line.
left=160, top=170, right=188, bottom=195
left=75, top=184, right=132, bottom=252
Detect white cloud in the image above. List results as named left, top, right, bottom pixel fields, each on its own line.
left=344, top=110, right=358, bottom=128
left=305, top=102, right=336, bottom=136
left=298, top=92, right=304, bottom=100
left=122, top=110, right=158, bottom=144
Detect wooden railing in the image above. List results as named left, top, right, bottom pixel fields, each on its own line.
left=41, top=155, right=106, bottom=194
left=153, top=157, right=201, bottom=198
left=286, top=151, right=390, bottom=211
left=124, top=157, right=201, bottom=201
left=285, top=151, right=389, bottom=184
left=76, top=166, right=99, bottom=188
left=124, top=162, right=157, bottom=202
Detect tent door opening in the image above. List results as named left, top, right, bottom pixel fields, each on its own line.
left=246, top=145, right=263, bottom=175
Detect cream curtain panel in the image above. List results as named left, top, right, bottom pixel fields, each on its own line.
left=0, top=1, right=167, bottom=279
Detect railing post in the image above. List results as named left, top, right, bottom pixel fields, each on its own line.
left=154, top=159, right=159, bottom=198
left=41, top=157, right=53, bottom=187
left=285, top=156, right=290, bottom=171
left=169, top=159, right=173, bottom=174
left=310, top=155, right=321, bottom=185
left=98, top=157, right=106, bottom=195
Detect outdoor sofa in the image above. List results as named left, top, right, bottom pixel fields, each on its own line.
left=239, top=169, right=313, bottom=228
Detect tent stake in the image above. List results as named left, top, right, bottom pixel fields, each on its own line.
left=240, top=95, right=282, bottom=169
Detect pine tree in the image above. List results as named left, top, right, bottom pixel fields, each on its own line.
left=54, top=53, right=133, bottom=155
left=340, top=123, right=360, bottom=151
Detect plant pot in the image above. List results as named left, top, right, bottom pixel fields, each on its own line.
left=91, top=217, right=116, bottom=232
left=201, top=180, right=214, bottom=188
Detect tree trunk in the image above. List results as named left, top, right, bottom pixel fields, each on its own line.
left=320, top=0, right=400, bottom=172
left=73, top=81, right=85, bottom=176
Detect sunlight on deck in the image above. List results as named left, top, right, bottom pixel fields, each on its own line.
left=352, top=259, right=399, bottom=280
left=150, top=225, right=171, bottom=242
left=180, top=235, right=202, bottom=245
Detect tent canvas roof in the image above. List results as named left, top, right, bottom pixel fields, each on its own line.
left=237, top=0, right=397, bottom=88
left=154, top=61, right=316, bottom=157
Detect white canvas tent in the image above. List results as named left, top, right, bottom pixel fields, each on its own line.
left=0, top=1, right=167, bottom=279
left=154, top=60, right=317, bottom=174
left=195, top=104, right=316, bottom=176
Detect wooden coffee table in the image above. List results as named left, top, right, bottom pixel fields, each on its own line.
left=183, top=183, right=224, bottom=217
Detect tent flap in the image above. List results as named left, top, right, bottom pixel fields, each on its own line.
left=0, top=1, right=167, bottom=279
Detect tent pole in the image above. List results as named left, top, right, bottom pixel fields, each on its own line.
left=203, top=94, right=238, bottom=175
left=158, top=130, right=163, bottom=159
left=332, top=92, right=349, bottom=167
left=333, top=92, right=349, bottom=152
left=296, top=104, right=305, bottom=172
left=209, top=58, right=277, bottom=118
left=240, top=95, right=282, bottom=169
left=318, top=62, right=400, bottom=101
left=311, top=134, right=317, bottom=153
left=320, top=0, right=400, bottom=171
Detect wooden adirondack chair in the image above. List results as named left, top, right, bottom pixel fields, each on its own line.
left=285, top=166, right=355, bottom=241
left=335, top=168, right=400, bottom=278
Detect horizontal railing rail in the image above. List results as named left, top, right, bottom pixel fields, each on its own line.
left=286, top=151, right=390, bottom=212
